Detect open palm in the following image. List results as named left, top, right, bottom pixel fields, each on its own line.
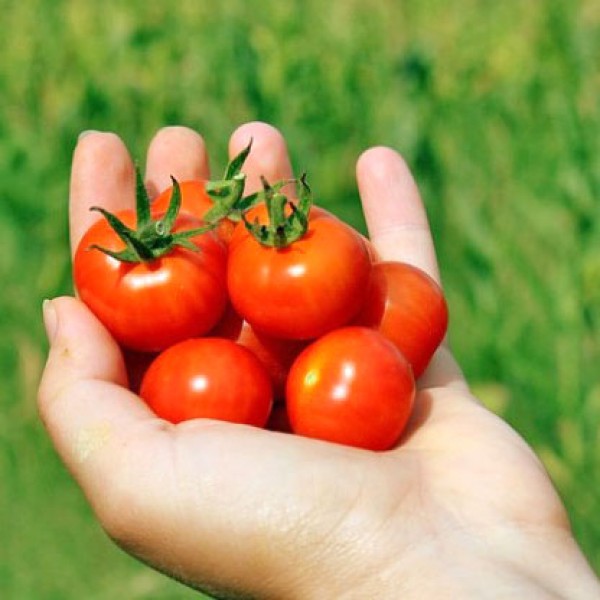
left=39, top=123, right=598, bottom=599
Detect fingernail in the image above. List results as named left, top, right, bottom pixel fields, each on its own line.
left=78, top=129, right=100, bottom=141
left=43, top=299, right=58, bottom=343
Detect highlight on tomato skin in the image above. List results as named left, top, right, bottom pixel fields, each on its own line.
left=285, top=326, right=416, bottom=451
left=354, top=261, right=448, bottom=379
left=140, top=337, right=274, bottom=427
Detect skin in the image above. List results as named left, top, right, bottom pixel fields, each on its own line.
left=39, top=123, right=600, bottom=599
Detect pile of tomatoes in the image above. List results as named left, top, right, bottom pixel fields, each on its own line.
left=73, top=146, right=448, bottom=451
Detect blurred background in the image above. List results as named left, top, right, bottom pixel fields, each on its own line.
left=1, top=0, right=599, bottom=597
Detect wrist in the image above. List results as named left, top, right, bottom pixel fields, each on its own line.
left=300, top=525, right=599, bottom=599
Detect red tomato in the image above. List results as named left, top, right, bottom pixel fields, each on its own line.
left=74, top=211, right=228, bottom=352
left=354, top=262, right=448, bottom=378
left=227, top=211, right=372, bottom=340
left=140, top=337, right=273, bottom=426
left=286, top=327, right=415, bottom=451
left=210, top=303, right=308, bottom=399
left=152, top=180, right=236, bottom=242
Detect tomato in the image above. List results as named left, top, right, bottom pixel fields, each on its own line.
left=227, top=210, right=372, bottom=340
left=140, top=337, right=273, bottom=426
left=354, top=261, right=448, bottom=378
left=152, top=180, right=237, bottom=243
left=286, top=327, right=415, bottom=451
left=210, top=303, right=308, bottom=399
left=74, top=210, right=228, bottom=352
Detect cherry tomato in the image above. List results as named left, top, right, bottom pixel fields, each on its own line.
left=354, top=261, right=448, bottom=378
left=286, top=327, right=415, bottom=451
left=210, top=303, right=308, bottom=399
left=140, top=337, right=273, bottom=426
left=74, top=211, right=228, bottom=352
left=152, top=180, right=237, bottom=243
left=227, top=210, right=372, bottom=340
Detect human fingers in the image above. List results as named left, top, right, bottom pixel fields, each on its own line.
left=69, top=131, right=135, bottom=256
left=144, top=126, right=211, bottom=198
left=229, top=121, right=295, bottom=195
left=356, top=146, right=440, bottom=284
left=38, top=297, right=150, bottom=471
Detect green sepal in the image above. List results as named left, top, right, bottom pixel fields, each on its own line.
left=224, top=138, right=253, bottom=180
left=134, top=164, right=152, bottom=229
left=89, top=174, right=215, bottom=263
left=242, top=175, right=313, bottom=249
left=202, top=140, right=253, bottom=224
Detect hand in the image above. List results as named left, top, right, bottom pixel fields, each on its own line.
left=38, top=123, right=600, bottom=599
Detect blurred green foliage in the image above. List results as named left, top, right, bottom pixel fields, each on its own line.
left=1, top=0, right=599, bottom=597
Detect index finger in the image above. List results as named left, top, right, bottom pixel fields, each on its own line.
left=356, top=146, right=441, bottom=284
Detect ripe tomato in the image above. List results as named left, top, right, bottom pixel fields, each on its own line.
left=354, top=261, right=448, bottom=378
left=140, top=337, right=273, bottom=426
left=74, top=211, right=228, bottom=352
left=286, top=327, right=415, bottom=451
left=210, top=303, right=308, bottom=399
left=227, top=210, right=372, bottom=340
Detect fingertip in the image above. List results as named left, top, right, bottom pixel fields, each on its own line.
left=356, top=146, right=414, bottom=191
left=72, top=132, right=134, bottom=183
left=229, top=121, right=284, bottom=150
left=70, top=131, right=135, bottom=255
left=145, top=126, right=210, bottom=196
left=229, top=122, right=294, bottom=194
left=356, top=144, right=440, bottom=281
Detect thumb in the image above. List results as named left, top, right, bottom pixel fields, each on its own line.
left=37, top=296, right=154, bottom=483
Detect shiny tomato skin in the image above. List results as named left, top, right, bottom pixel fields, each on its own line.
left=354, top=262, right=448, bottom=378
left=210, top=303, right=308, bottom=400
left=140, top=337, right=273, bottom=426
left=286, top=327, right=415, bottom=451
left=152, top=180, right=236, bottom=242
left=227, top=214, right=372, bottom=340
left=74, top=211, right=228, bottom=353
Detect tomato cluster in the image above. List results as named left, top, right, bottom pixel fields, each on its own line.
left=73, top=147, right=448, bottom=451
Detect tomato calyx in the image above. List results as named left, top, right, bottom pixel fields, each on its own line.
left=242, top=173, right=312, bottom=248
left=202, top=139, right=255, bottom=225
left=89, top=171, right=215, bottom=263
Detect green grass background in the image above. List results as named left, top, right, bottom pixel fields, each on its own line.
left=1, top=0, right=599, bottom=597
